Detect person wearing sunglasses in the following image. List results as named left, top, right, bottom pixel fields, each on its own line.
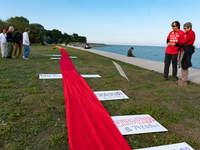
left=164, top=21, right=185, bottom=81
left=168, top=22, right=195, bottom=86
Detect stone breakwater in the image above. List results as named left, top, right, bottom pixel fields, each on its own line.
left=66, top=43, right=108, bottom=48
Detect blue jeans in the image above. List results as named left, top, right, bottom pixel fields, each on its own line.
left=23, top=45, right=31, bottom=58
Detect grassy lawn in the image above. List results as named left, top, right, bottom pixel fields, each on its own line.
left=0, top=45, right=200, bottom=150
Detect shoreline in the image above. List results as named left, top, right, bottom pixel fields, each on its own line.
left=65, top=45, right=200, bottom=85
left=66, top=43, right=108, bottom=48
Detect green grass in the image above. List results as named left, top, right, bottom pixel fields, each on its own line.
left=0, top=45, right=200, bottom=149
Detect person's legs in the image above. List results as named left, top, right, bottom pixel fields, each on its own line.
left=171, top=54, right=178, bottom=80
left=13, top=43, right=19, bottom=57
left=19, top=44, right=22, bottom=57
left=24, top=45, right=31, bottom=58
left=23, top=45, right=28, bottom=58
left=1, top=43, right=6, bottom=57
left=164, top=53, right=171, bottom=79
left=181, top=69, right=188, bottom=82
left=176, top=51, right=188, bottom=86
left=177, top=69, right=188, bottom=86
left=0, top=42, right=3, bottom=57
left=6, top=42, right=14, bottom=58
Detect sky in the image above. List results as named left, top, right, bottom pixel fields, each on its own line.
left=0, top=0, right=200, bottom=47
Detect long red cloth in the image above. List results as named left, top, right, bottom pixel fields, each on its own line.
left=59, top=48, right=132, bottom=150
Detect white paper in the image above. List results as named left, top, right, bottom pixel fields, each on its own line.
left=113, top=61, right=129, bottom=81
left=81, top=74, right=101, bottom=78
left=39, top=74, right=62, bottom=79
left=94, top=90, right=129, bottom=101
left=69, top=56, right=77, bottom=58
left=39, top=74, right=101, bottom=79
left=134, top=142, right=194, bottom=150
left=111, top=115, right=168, bottom=135
left=43, top=54, right=61, bottom=56
left=50, top=57, right=61, bottom=59
left=50, top=56, right=77, bottom=59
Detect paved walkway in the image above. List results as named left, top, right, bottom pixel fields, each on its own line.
left=66, top=45, right=200, bottom=84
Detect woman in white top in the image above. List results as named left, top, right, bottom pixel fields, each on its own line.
left=0, top=28, right=7, bottom=57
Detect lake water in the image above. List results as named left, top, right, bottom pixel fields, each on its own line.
left=92, top=45, right=200, bottom=69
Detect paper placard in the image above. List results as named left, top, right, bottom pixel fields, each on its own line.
left=111, top=115, right=168, bottom=135
left=43, top=54, right=61, bottom=56
left=69, top=56, right=77, bottom=58
left=39, top=74, right=62, bottom=79
left=113, top=61, right=129, bottom=81
left=94, top=90, right=129, bottom=101
left=50, top=56, right=77, bottom=59
left=39, top=74, right=101, bottom=79
left=81, top=74, right=101, bottom=78
left=134, top=142, right=194, bottom=150
left=50, top=57, right=61, bottom=59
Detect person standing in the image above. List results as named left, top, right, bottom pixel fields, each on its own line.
left=169, top=22, right=195, bottom=86
left=0, top=28, right=7, bottom=57
left=13, top=29, right=22, bottom=58
left=127, top=47, right=135, bottom=57
left=164, top=21, right=185, bottom=81
left=6, top=26, right=14, bottom=59
left=22, top=28, right=31, bottom=60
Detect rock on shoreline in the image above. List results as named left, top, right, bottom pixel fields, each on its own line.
left=67, top=43, right=108, bottom=48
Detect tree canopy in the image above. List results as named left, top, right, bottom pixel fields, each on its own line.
left=0, top=16, right=87, bottom=44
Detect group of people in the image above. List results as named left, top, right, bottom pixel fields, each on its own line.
left=126, top=21, right=195, bottom=86
left=164, top=21, right=195, bottom=86
left=0, top=26, right=31, bottom=60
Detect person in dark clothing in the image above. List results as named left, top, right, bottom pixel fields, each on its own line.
left=6, top=26, right=14, bottom=59
left=13, top=29, right=22, bottom=58
left=85, top=44, right=90, bottom=49
left=127, top=47, right=135, bottom=57
left=169, top=22, right=196, bottom=86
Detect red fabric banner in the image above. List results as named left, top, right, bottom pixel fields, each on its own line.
left=59, top=48, right=132, bottom=150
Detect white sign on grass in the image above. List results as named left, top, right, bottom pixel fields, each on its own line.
left=50, top=57, right=61, bottom=59
left=39, top=74, right=101, bottom=79
left=113, top=61, right=129, bottom=81
left=50, top=56, right=77, bottom=59
left=111, top=114, right=168, bottom=135
left=81, top=74, right=101, bottom=78
left=43, top=54, right=61, bottom=56
left=134, top=142, right=194, bottom=150
left=94, top=90, right=129, bottom=101
left=39, top=74, right=62, bottom=79
left=69, top=56, right=78, bottom=58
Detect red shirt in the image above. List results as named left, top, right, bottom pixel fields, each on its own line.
left=165, top=30, right=185, bottom=54
left=179, top=29, right=195, bottom=45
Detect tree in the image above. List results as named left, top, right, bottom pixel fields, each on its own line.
left=65, top=38, right=70, bottom=44
left=0, top=16, right=87, bottom=44
left=58, top=38, right=63, bottom=43
left=11, top=16, right=29, bottom=24
left=29, top=23, right=45, bottom=43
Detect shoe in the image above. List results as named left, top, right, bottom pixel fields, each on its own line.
left=173, top=76, right=177, bottom=81
left=22, top=56, right=29, bottom=60
left=176, top=79, right=182, bottom=84
left=6, top=56, right=12, bottom=59
left=163, top=76, right=168, bottom=80
left=177, top=81, right=187, bottom=86
left=18, top=56, right=21, bottom=58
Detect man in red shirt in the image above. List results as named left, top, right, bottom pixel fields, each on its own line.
left=164, top=21, right=185, bottom=81
left=169, top=22, right=196, bottom=86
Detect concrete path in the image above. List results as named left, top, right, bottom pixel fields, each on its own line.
left=66, top=45, right=200, bottom=84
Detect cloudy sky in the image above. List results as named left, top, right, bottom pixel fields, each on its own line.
left=1, top=0, right=199, bottom=47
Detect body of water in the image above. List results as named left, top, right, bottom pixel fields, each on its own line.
left=92, top=45, right=200, bottom=69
